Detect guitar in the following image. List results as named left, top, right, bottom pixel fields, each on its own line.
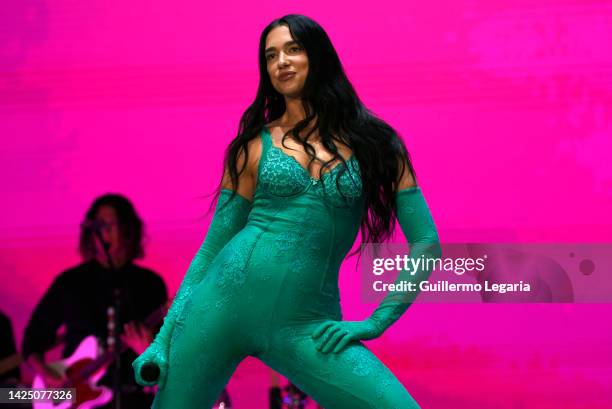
left=31, top=302, right=168, bottom=409
left=0, top=328, right=77, bottom=380
left=0, top=353, right=22, bottom=379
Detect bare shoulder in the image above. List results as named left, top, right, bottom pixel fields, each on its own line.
left=220, top=130, right=264, bottom=201
left=243, top=133, right=263, bottom=173
left=224, top=133, right=263, bottom=176
left=395, top=153, right=417, bottom=190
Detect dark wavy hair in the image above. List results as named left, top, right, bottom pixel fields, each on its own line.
left=79, top=193, right=145, bottom=262
left=210, top=14, right=417, bottom=256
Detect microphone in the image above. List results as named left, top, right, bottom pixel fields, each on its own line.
left=140, top=363, right=160, bottom=383
left=80, top=220, right=113, bottom=265
left=81, top=219, right=107, bottom=231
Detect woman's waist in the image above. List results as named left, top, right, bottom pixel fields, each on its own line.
left=240, top=220, right=356, bottom=259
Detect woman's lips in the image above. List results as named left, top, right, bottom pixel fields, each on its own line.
left=279, top=72, right=296, bottom=81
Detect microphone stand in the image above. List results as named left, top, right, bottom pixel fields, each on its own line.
left=94, top=228, right=122, bottom=409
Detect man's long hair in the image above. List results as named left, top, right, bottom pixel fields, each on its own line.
left=79, top=193, right=145, bottom=262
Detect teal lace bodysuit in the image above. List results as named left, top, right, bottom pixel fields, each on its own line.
left=133, top=126, right=441, bottom=409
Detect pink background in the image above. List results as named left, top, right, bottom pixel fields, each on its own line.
left=1, top=1, right=611, bottom=407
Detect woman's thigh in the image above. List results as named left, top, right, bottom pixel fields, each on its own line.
left=152, top=292, right=245, bottom=409
left=259, top=325, right=420, bottom=409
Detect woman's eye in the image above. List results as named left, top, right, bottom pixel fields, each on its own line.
left=290, top=46, right=301, bottom=52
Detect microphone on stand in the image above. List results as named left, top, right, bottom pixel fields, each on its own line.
left=80, top=219, right=107, bottom=232
left=82, top=218, right=122, bottom=408
left=81, top=219, right=119, bottom=285
left=81, top=220, right=112, bottom=251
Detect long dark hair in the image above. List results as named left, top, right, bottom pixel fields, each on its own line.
left=79, top=193, right=145, bottom=262
left=210, top=14, right=417, bottom=255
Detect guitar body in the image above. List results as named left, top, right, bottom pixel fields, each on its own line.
left=32, top=336, right=112, bottom=409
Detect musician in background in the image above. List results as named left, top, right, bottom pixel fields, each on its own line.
left=0, top=309, right=30, bottom=408
left=22, top=193, right=168, bottom=408
left=0, top=309, right=21, bottom=385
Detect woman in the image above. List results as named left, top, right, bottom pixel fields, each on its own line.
left=133, top=14, right=441, bottom=409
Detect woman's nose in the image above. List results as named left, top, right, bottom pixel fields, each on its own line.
left=278, top=52, right=289, bottom=66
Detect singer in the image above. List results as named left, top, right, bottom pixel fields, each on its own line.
left=132, top=14, right=441, bottom=409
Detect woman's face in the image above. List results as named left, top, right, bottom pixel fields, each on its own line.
left=265, top=25, right=309, bottom=99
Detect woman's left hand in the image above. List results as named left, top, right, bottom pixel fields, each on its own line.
left=311, top=320, right=382, bottom=354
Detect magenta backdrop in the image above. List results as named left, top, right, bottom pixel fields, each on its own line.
left=1, top=1, right=611, bottom=408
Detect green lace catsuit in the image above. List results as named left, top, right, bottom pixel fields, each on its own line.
left=133, top=126, right=441, bottom=409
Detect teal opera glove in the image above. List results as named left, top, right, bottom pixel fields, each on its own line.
left=132, top=188, right=251, bottom=388
left=312, top=186, right=441, bottom=354
left=312, top=320, right=382, bottom=354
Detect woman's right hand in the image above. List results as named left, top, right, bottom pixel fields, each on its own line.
left=132, top=341, right=169, bottom=389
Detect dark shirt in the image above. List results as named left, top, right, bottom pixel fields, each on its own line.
left=0, top=310, right=21, bottom=384
left=22, top=260, right=167, bottom=407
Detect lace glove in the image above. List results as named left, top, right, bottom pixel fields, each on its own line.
left=312, top=186, right=441, bottom=354
left=132, top=188, right=251, bottom=388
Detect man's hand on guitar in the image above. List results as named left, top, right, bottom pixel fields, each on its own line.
left=120, top=322, right=153, bottom=355
left=27, top=353, right=67, bottom=388
left=42, top=364, right=67, bottom=388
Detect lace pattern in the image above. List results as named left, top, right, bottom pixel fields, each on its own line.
left=258, top=127, right=363, bottom=206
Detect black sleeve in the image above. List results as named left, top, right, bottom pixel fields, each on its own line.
left=22, top=275, right=66, bottom=359
left=0, top=311, right=17, bottom=358
left=150, top=274, right=168, bottom=336
left=0, top=311, right=20, bottom=381
left=155, top=274, right=168, bottom=305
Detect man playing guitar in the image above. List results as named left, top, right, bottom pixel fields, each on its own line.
left=22, top=194, right=168, bottom=408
